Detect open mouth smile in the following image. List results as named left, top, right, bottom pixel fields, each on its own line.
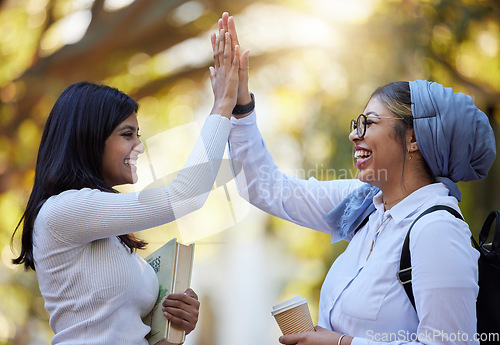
left=124, top=159, right=137, bottom=167
left=354, top=149, right=372, bottom=169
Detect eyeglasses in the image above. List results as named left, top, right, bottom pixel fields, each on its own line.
left=350, top=114, right=405, bottom=138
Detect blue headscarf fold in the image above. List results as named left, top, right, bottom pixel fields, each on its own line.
left=409, top=80, right=495, bottom=201
left=324, top=80, right=496, bottom=241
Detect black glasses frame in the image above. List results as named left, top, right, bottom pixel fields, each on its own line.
left=350, top=114, right=369, bottom=138
left=350, top=114, right=406, bottom=138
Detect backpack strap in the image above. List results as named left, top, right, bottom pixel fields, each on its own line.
left=472, top=210, right=500, bottom=253
left=398, top=205, right=463, bottom=310
left=354, top=211, right=374, bottom=234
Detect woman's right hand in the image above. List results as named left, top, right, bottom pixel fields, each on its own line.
left=212, top=12, right=252, bottom=114
left=209, top=29, right=240, bottom=119
left=162, top=288, right=200, bottom=336
left=278, top=326, right=352, bottom=345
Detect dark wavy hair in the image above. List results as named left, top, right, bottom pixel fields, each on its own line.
left=12, top=81, right=147, bottom=271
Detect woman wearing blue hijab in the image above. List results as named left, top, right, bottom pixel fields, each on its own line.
left=217, top=13, right=496, bottom=345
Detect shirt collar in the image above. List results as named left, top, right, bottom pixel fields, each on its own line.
left=373, top=183, right=450, bottom=225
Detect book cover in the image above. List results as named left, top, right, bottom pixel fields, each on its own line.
left=143, top=238, right=195, bottom=345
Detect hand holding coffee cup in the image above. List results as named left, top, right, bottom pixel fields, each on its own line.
left=271, top=295, right=315, bottom=335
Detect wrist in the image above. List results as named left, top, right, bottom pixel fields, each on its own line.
left=237, top=91, right=252, bottom=105
left=211, top=100, right=235, bottom=119
left=338, top=335, right=353, bottom=345
left=232, top=92, right=255, bottom=117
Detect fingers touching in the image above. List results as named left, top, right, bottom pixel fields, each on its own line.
left=213, top=12, right=245, bottom=67
left=209, top=28, right=240, bottom=117
left=210, top=12, right=250, bottom=116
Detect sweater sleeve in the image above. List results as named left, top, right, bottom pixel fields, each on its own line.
left=228, top=111, right=361, bottom=234
left=40, top=114, right=231, bottom=244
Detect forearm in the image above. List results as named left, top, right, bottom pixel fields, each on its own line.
left=162, top=114, right=231, bottom=219
left=229, top=111, right=303, bottom=217
left=228, top=111, right=354, bottom=232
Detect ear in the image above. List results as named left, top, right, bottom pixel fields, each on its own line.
left=407, top=129, right=419, bottom=152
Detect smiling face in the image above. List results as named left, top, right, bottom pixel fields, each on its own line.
left=102, top=112, right=144, bottom=187
left=349, top=97, right=406, bottom=189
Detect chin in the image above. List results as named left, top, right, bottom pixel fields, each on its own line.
left=130, top=173, right=139, bottom=184
left=358, top=168, right=387, bottom=187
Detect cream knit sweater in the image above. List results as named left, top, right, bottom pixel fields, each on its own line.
left=33, top=115, right=231, bottom=345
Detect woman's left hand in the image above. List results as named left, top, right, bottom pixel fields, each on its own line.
left=212, top=12, right=251, bottom=108
left=162, top=288, right=200, bottom=335
left=209, top=28, right=240, bottom=118
left=279, top=326, right=351, bottom=345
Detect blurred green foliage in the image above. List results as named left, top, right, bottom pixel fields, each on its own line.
left=0, top=0, right=499, bottom=344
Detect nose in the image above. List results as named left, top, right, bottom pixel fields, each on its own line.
left=349, top=128, right=361, bottom=143
left=133, top=141, right=145, bottom=155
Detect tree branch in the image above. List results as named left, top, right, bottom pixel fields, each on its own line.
left=430, top=51, right=499, bottom=104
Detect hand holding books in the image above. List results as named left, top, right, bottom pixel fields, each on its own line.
left=143, top=239, right=195, bottom=345
left=162, top=288, right=199, bottom=336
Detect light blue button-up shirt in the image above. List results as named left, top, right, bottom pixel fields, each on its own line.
left=229, top=111, right=479, bottom=345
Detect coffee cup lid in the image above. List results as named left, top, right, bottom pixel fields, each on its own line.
left=271, top=295, right=307, bottom=316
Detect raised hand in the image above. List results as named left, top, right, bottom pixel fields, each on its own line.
left=211, top=12, right=251, bottom=108
left=209, top=28, right=240, bottom=118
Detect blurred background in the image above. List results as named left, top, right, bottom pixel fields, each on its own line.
left=1, top=0, right=499, bottom=344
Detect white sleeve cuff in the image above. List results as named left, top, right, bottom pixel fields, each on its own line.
left=229, top=111, right=260, bottom=143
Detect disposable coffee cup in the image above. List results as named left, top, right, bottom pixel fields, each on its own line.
left=271, top=295, right=314, bottom=335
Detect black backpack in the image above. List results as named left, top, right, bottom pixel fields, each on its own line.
left=398, top=206, right=500, bottom=344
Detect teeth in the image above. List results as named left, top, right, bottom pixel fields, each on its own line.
left=124, top=159, right=137, bottom=166
left=354, top=150, right=372, bottom=159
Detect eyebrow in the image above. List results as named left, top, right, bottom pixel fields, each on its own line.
left=116, top=125, right=139, bottom=132
left=365, top=111, right=380, bottom=116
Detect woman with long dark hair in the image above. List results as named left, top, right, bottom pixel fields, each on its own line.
left=12, top=31, right=247, bottom=345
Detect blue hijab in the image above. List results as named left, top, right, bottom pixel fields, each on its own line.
left=324, top=80, right=496, bottom=241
